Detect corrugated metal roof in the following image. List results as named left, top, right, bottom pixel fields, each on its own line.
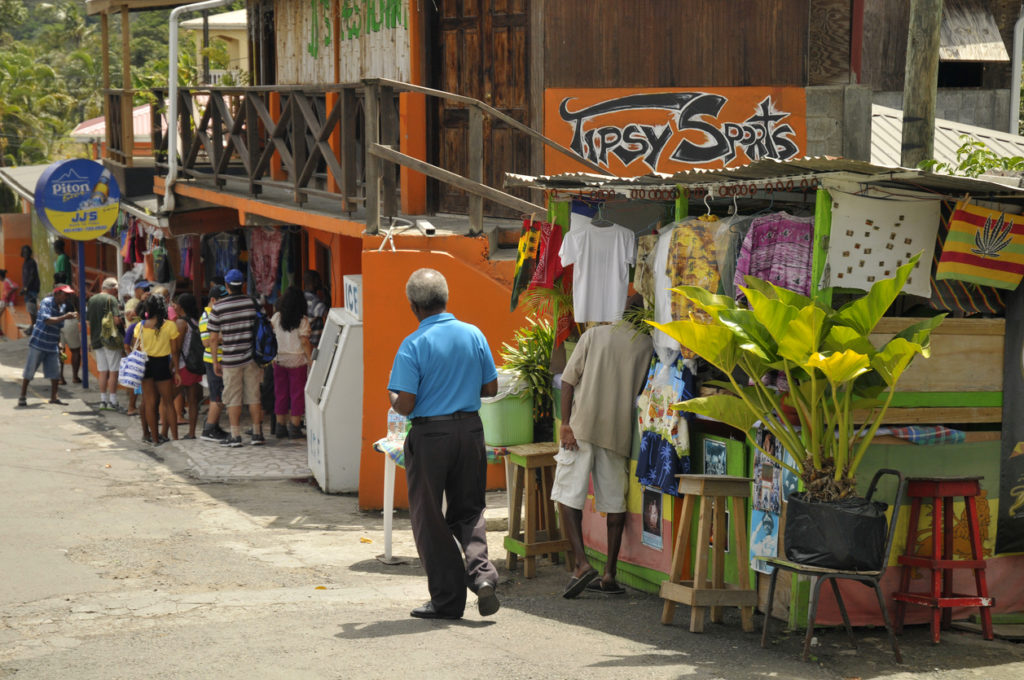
left=505, top=156, right=1024, bottom=204
left=70, top=104, right=163, bottom=143
left=871, top=104, right=1024, bottom=168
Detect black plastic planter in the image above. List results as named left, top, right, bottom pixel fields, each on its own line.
left=784, top=492, right=889, bottom=571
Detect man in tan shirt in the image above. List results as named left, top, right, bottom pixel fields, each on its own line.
left=553, top=295, right=652, bottom=598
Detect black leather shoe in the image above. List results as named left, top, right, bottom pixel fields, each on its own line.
left=477, top=582, right=500, bottom=617
left=410, top=602, right=461, bottom=620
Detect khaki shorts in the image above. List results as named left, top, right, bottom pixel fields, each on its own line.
left=550, top=440, right=628, bottom=513
left=221, top=361, right=262, bottom=407
left=60, top=319, right=81, bottom=349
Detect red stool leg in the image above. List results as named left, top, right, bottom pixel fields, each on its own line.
left=941, top=495, right=955, bottom=631
left=894, top=496, right=922, bottom=634
left=965, top=495, right=995, bottom=641
left=930, top=495, right=943, bottom=644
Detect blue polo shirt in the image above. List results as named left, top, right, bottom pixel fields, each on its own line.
left=28, top=296, right=63, bottom=352
left=388, top=313, right=498, bottom=418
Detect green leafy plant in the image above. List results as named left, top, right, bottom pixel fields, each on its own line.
left=520, top=279, right=579, bottom=341
left=649, top=256, right=944, bottom=501
left=500, top=317, right=554, bottom=423
left=920, top=134, right=1024, bottom=178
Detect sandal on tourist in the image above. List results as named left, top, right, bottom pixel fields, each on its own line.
left=562, top=568, right=599, bottom=599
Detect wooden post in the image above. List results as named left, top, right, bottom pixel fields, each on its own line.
left=364, top=81, right=380, bottom=235
left=121, top=5, right=134, bottom=166
left=326, top=91, right=341, bottom=194
left=101, top=12, right=110, bottom=161
left=269, top=92, right=285, bottom=181
left=900, top=0, right=942, bottom=168
left=341, top=87, right=358, bottom=212
left=380, top=85, right=398, bottom=219
left=468, top=107, right=484, bottom=235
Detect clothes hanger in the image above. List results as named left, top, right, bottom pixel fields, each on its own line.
left=697, top=191, right=719, bottom=222
left=591, top=202, right=614, bottom=227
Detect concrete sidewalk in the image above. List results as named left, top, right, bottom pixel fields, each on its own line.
left=2, top=335, right=1024, bottom=679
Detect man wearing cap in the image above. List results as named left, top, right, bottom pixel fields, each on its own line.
left=388, top=268, right=501, bottom=620
left=207, top=269, right=264, bottom=446
left=133, top=279, right=151, bottom=301
left=199, top=284, right=230, bottom=441
left=18, top=284, right=78, bottom=407
left=86, top=277, right=125, bottom=411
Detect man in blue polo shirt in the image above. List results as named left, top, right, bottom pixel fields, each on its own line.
left=388, top=268, right=500, bottom=620
left=19, top=284, right=78, bottom=407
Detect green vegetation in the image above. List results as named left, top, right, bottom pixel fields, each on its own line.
left=500, top=317, right=555, bottom=424
left=650, top=256, right=943, bottom=502
left=919, top=134, right=1024, bottom=178
left=0, top=0, right=241, bottom=167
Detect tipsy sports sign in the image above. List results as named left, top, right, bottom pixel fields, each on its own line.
left=34, top=159, right=120, bottom=241
left=544, top=88, right=806, bottom=176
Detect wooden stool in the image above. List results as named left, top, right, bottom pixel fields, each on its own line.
left=660, top=474, right=756, bottom=633
left=893, top=476, right=994, bottom=643
left=503, top=442, right=572, bottom=578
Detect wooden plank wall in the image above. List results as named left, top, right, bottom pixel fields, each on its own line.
left=543, top=0, right=810, bottom=89
left=807, top=0, right=851, bottom=85
left=274, top=0, right=411, bottom=85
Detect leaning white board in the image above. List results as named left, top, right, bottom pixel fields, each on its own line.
left=305, top=307, right=363, bottom=493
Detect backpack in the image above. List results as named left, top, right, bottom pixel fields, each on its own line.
left=252, top=303, right=278, bottom=366
left=182, top=318, right=206, bottom=374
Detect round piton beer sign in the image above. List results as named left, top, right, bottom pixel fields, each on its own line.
left=34, top=159, right=121, bottom=241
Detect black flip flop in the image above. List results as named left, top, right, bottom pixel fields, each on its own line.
left=48, top=399, right=68, bottom=406
left=562, top=568, right=599, bottom=599
left=585, top=579, right=625, bottom=595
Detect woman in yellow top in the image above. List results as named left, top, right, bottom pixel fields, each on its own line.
left=133, top=295, right=181, bottom=444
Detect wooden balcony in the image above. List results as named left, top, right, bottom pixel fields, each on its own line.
left=105, top=79, right=609, bottom=235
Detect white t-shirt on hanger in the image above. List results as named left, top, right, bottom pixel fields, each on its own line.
left=559, top=212, right=636, bottom=323
left=650, top=225, right=682, bottom=363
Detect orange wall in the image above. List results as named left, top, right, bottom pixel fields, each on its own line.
left=358, top=247, right=527, bottom=509
left=307, top=229, right=363, bottom=305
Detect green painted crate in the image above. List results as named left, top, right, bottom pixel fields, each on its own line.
left=479, top=392, right=533, bottom=446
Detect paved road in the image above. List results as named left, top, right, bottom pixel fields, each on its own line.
left=2, top=337, right=1023, bottom=679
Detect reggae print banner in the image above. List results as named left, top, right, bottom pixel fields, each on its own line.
left=936, top=201, right=1024, bottom=290
left=544, top=87, right=807, bottom=176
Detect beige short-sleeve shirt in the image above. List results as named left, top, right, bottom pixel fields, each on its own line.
left=562, top=323, right=653, bottom=457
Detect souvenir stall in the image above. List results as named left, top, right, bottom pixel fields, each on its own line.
left=116, top=216, right=304, bottom=304
left=504, top=157, right=1024, bottom=629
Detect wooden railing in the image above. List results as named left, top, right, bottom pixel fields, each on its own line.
left=103, top=89, right=135, bottom=165
left=144, top=79, right=608, bottom=235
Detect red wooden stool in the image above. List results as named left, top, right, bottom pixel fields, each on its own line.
left=892, top=477, right=994, bottom=643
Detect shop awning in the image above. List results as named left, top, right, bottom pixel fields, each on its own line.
left=940, top=0, right=1009, bottom=62
left=504, top=156, right=1024, bottom=207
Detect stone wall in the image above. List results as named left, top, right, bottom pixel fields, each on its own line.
left=805, top=85, right=873, bottom=161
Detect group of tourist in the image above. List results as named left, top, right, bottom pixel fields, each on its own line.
left=13, top=250, right=326, bottom=450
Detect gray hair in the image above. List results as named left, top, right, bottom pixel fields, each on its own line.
left=405, top=268, right=448, bottom=310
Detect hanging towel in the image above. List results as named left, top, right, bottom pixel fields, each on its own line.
left=936, top=200, right=1024, bottom=290
left=827, top=192, right=939, bottom=297
left=510, top=219, right=542, bottom=311
left=251, top=228, right=284, bottom=296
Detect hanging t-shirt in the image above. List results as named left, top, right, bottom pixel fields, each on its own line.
left=666, top=218, right=720, bottom=328
left=559, top=212, right=635, bottom=323
left=251, top=228, right=284, bottom=297
left=734, top=211, right=814, bottom=303
left=651, top=225, right=680, bottom=363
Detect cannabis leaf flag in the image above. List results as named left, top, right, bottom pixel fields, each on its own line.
left=936, top=200, right=1024, bottom=290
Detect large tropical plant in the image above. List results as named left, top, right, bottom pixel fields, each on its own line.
left=500, top=317, right=555, bottom=424
left=649, top=255, right=944, bottom=501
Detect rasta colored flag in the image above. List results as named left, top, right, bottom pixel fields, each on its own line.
left=936, top=201, right=1024, bottom=290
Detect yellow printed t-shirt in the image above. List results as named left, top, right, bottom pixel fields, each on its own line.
left=133, top=319, right=179, bottom=357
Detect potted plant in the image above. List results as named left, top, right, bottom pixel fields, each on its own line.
left=499, top=316, right=556, bottom=442
left=649, top=255, right=944, bottom=569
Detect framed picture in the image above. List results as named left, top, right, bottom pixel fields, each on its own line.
left=641, top=488, right=663, bottom=551
left=703, top=438, right=728, bottom=476
left=750, top=509, right=780, bottom=574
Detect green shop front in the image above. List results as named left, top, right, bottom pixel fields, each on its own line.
left=506, top=158, right=1024, bottom=628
